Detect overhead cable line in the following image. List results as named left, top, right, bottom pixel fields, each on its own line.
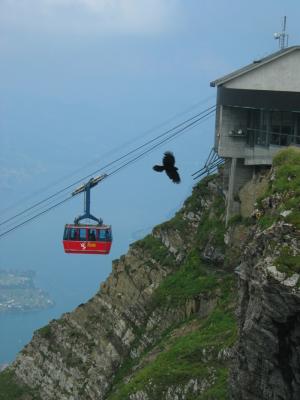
left=107, top=108, right=216, bottom=178
left=0, top=197, right=73, bottom=239
left=0, top=105, right=215, bottom=228
left=0, top=106, right=215, bottom=239
left=0, top=96, right=214, bottom=216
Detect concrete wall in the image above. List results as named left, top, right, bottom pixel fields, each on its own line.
left=217, top=106, right=248, bottom=158
left=224, top=158, right=254, bottom=223
left=225, top=50, right=300, bottom=92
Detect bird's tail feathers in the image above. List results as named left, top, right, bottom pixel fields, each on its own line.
left=153, top=165, right=165, bottom=172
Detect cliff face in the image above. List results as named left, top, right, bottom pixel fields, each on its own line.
left=1, top=173, right=236, bottom=400
left=231, top=148, right=300, bottom=400
left=1, top=147, right=300, bottom=400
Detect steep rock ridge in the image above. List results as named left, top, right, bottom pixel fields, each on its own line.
left=231, top=147, right=300, bottom=400
left=106, top=271, right=236, bottom=400
left=2, top=148, right=300, bottom=400
left=1, top=173, right=235, bottom=400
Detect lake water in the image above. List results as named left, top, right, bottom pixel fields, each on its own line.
left=0, top=238, right=126, bottom=365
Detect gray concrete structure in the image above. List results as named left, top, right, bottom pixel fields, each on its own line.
left=211, top=46, right=300, bottom=222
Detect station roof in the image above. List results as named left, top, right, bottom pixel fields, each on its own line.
left=210, top=46, right=300, bottom=87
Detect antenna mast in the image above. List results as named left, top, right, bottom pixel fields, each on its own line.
left=274, top=16, right=289, bottom=50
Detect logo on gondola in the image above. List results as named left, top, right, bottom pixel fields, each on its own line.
left=80, top=242, right=87, bottom=250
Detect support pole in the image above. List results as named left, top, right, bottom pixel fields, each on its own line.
left=225, top=157, right=237, bottom=225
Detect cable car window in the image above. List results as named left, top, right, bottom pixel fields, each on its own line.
left=99, top=230, right=106, bottom=240
left=70, top=228, right=78, bottom=240
left=98, top=229, right=112, bottom=241
left=79, top=228, right=86, bottom=241
left=105, top=229, right=112, bottom=241
left=63, top=227, right=69, bottom=240
left=88, top=228, right=96, bottom=241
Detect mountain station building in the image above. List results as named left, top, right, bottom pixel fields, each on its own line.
left=211, top=46, right=300, bottom=222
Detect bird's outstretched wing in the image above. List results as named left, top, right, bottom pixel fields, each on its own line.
left=153, top=165, right=165, bottom=172
left=163, top=151, right=175, bottom=168
left=166, top=168, right=181, bottom=184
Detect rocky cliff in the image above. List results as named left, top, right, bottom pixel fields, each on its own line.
left=1, top=147, right=300, bottom=400
left=231, top=148, right=300, bottom=400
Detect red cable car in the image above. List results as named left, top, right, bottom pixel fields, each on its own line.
left=62, top=175, right=112, bottom=255
left=63, top=224, right=112, bottom=254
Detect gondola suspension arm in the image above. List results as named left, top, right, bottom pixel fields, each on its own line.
left=72, top=174, right=107, bottom=225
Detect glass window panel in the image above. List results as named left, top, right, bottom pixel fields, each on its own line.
left=88, top=228, right=97, bottom=241
left=296, top=114, right=300, bottom=144
left=79, top=228, right=86, bottom=241
left=248, top=109, right=260, bottom=129
left=99, top=230, right=106, bottom=240
left=63, top=228, right=68, bottom=240
left=106, top=230, right=112, bottom=241
left=70, top=228, right=78, bottom=240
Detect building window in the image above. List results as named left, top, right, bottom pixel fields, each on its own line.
left=295, top=113, right=300, bottom=144
left=270, top=111, right=293, bottom=146
left=79, top=228, right=86, bottom=241
left=246, top=109, right=298, bottom=147
left=247, top=109, right=268, bottom=146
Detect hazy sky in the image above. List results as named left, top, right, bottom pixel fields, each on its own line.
left=0, top=0, right=300, bottom=290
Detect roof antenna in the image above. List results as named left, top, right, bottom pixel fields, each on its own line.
left=273, top=16, right=289, bottom=50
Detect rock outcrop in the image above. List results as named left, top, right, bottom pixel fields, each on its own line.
left=1, top=173, right=236, bottom=400
left=231, top=148, right=300, bottom=400
left=2, top=147, right=300, bottom=400
left=231, top=221, right=300, bottom=400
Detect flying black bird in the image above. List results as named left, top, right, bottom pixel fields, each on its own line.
left=153, top=151, right=181, bottom=184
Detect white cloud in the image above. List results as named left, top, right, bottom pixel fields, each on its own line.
left=0, top=0, right=182, bottom=35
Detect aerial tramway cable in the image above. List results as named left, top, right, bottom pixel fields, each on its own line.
left=0, top=97, right=214, bottom=217
left=0, top=105, right=215, bottom=239
left=0, top=105, right=215, bottom=228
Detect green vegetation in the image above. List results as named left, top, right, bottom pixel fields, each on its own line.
left=36, top=325, right=52, bottom=340
left=227, top=214, right=243, bottom=226
left=153, top=251, right=218, bottom=306
left=257, top=214, right=278, bottom=229
left=183, top=174, right=216, bottom=212
left=285, top=210, right=300, bottom=229
left=107, top=173, right=235, bottom=400
left=0, top=369, right=40, bottom=400
left=275, top=247, right=300, bottom=276
left=108, top=275, right=236, bottom=400
left=254, top=147, right=300, bottom=230
left=272, top=147, right=300, bottom=203
left=133, top=235, right=175, bottom=267
left=198, top=368, right=229, bottom=400
left=196, top=196, right=226, bottom=254
left=155, top=174, right=219, bottom=237
left=273, top=146, right=300, bottom=167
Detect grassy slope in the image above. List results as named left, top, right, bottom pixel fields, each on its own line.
left=257, top=147, right=300, bottom=229
left=107, top=148, right=300, bottom=399
left=108, top=274, right=236, bottom=400
left=107, top=177, right=237, bottom=399
left=256, top=147, right=300, bottom=276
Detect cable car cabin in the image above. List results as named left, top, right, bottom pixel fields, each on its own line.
left=63, top=224, right=112, bottom=255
